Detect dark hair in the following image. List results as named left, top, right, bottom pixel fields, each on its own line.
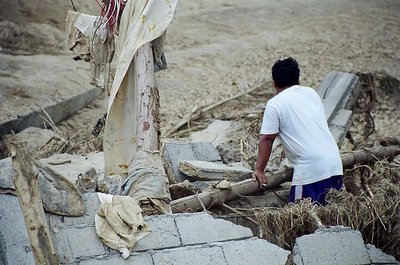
left=271, top=57, right=300, bottom=88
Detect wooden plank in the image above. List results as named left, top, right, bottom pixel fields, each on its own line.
left=4, top=136, right=59, bottom=265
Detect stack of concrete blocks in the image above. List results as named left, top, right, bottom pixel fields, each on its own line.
left=162, top=141, right=223, bottom=184
left=316, top=71, right=361, bottom=147
left=47, top=193, right=290, bottom=265
left=293, top=226, right=399, bottom=265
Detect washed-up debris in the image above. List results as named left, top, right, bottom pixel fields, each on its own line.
left=179, top=160, right=253, bottom=181
left=162, top=141, right=222, bottom=184
left=4, top=136, right=59, bottom=265
left=121, top=150, right=171, bottom=215
left=169, top=180, right=198, bottom=200
left=75, top=167, right=97, bottom=193
left=190, top=120, right=245, bottom=163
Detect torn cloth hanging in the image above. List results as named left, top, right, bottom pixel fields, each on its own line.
left=103, top=0, right=177, bottom=176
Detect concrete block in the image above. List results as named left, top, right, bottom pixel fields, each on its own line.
left=79, top=252, right=153, bottom=265
left=293, top=226, right=370, bottom=265
left=39, top=152, right=104, bottom=184
left=366, top=244, right=398, bottom=264
left=316, top=71, right=360, bottom=124
left=330, top=126, right=347, bottom=147
left=330, top=109, right=353, bottom=147
left=190, top=142, right=222, bottom=162
left=162, top=141, right=221, bottom=183
left=215, top=237, right=290, bottom=265
left=179, top=160, right=252, bottom=181
left=175, top=212, right=252, bottom=246
left=133, top=215, right=181, bottom=251
left=0, top=194, right=35, bottom=265
left=152, top=245, right=227, bottom=265
left=49, top=193, right=100, bottom=230
left=0, top=157, right=15, bottom=190
left=52, top=226, right=106, bottom=264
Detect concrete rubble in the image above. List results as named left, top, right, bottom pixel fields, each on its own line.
left=179, top=160, right=253, bottom=181
left=162, top=141, right=222, bottom=183
left=0, top=192, right=291, bottom=265
left=0, top=71, right=399, bottom=265
left=293, top=226, right=400, bottom=265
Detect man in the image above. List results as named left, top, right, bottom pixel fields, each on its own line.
left=253, top=57, right=343, bottom=205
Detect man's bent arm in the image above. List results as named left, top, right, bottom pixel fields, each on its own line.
left=253, top=133, right=277, bottom=186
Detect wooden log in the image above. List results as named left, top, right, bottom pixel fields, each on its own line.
left=135, top=42, right=160, bottom=151
left=170, top=145, right=400, bottom=213
left=4, top=136, right=59, bottom=265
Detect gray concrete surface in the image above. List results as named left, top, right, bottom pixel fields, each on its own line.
left=162, top=141, right=222, bottom=183
left=0, top=194, right=35, bottom=265
left=0, top=86, right=101, bottom=136
left=293, top=226, right=371, bottom=265
left=179, top=160, right=253, bottom=181
left=215, top=237, right=290, bottom=265
left=175, top=212, right=253, bottom=245
left=3, top=192, right=398, bottom=265
left=366, top=244, right=399, bottom=264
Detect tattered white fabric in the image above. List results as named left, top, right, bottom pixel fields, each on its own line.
left=65, top=11, right=114, bottom=89
left=103, top=0, right=177, bottom=176
left=95, top=193, right=150, bottom=259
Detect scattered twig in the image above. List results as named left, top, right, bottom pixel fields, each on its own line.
left=221, top=203, right=259, bottom=227
left=40, top=107, right=62, bottom=136
left=164, top=81, right=268, bottom=137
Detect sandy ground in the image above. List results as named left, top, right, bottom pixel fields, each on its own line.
left=1, top=0, right=400, bottom=149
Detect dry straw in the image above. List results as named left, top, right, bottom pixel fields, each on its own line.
left=256, top=159, right=400, bottom=259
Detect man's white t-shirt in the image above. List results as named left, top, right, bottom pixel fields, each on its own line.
left=260, top=85, right=343, bottom=186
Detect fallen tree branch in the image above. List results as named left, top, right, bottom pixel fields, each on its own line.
left=170, top=145, right=400, bottom=213
left=164, top=81, right=269, bottom=137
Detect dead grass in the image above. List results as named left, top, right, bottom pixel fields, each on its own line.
left=256, top=159, right=400, bottom=259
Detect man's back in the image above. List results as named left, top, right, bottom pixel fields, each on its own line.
left=260, top=85, right=343, bottom=185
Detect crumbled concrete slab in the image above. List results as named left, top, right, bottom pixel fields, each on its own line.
left=174, top=212, right=252, bottom=245
left=39, top=152, right=104, bottom=184
left=0, top=55, right=102, bottom=136
left=330, top=109, right=352, bottom=146
left=179, top=160, right=252, bottom=181
left=79, top=252, right=154, bottom=265
left=316, top=71, right=360, bottom=124
left=133, top=215, right=182, bottom=251
left=0, top=194, right=35, bottom=265
left=152, top=245, right=227, bottom=265
left=214, top=237, right=290, bottom=265
left=366, top=244, right=398, bottom=264
left=162, top=141, right=222, bottom=183
left=293, top=226, right=370, bottom=265
left=190, top=120, right=245, bottom=164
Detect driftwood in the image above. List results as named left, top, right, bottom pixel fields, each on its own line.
left=135, top=43, right=160, bottom=151
left=170, top=145, right=400, bottom=213
left=4, top=136, right=59, bottom=265
left=164, top=81, right=268, bottom=137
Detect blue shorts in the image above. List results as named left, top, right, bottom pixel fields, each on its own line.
left=288, top=175, right=343, bottom=205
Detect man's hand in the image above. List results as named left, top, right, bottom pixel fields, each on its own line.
left=252, top=170, right=268, bottom=188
